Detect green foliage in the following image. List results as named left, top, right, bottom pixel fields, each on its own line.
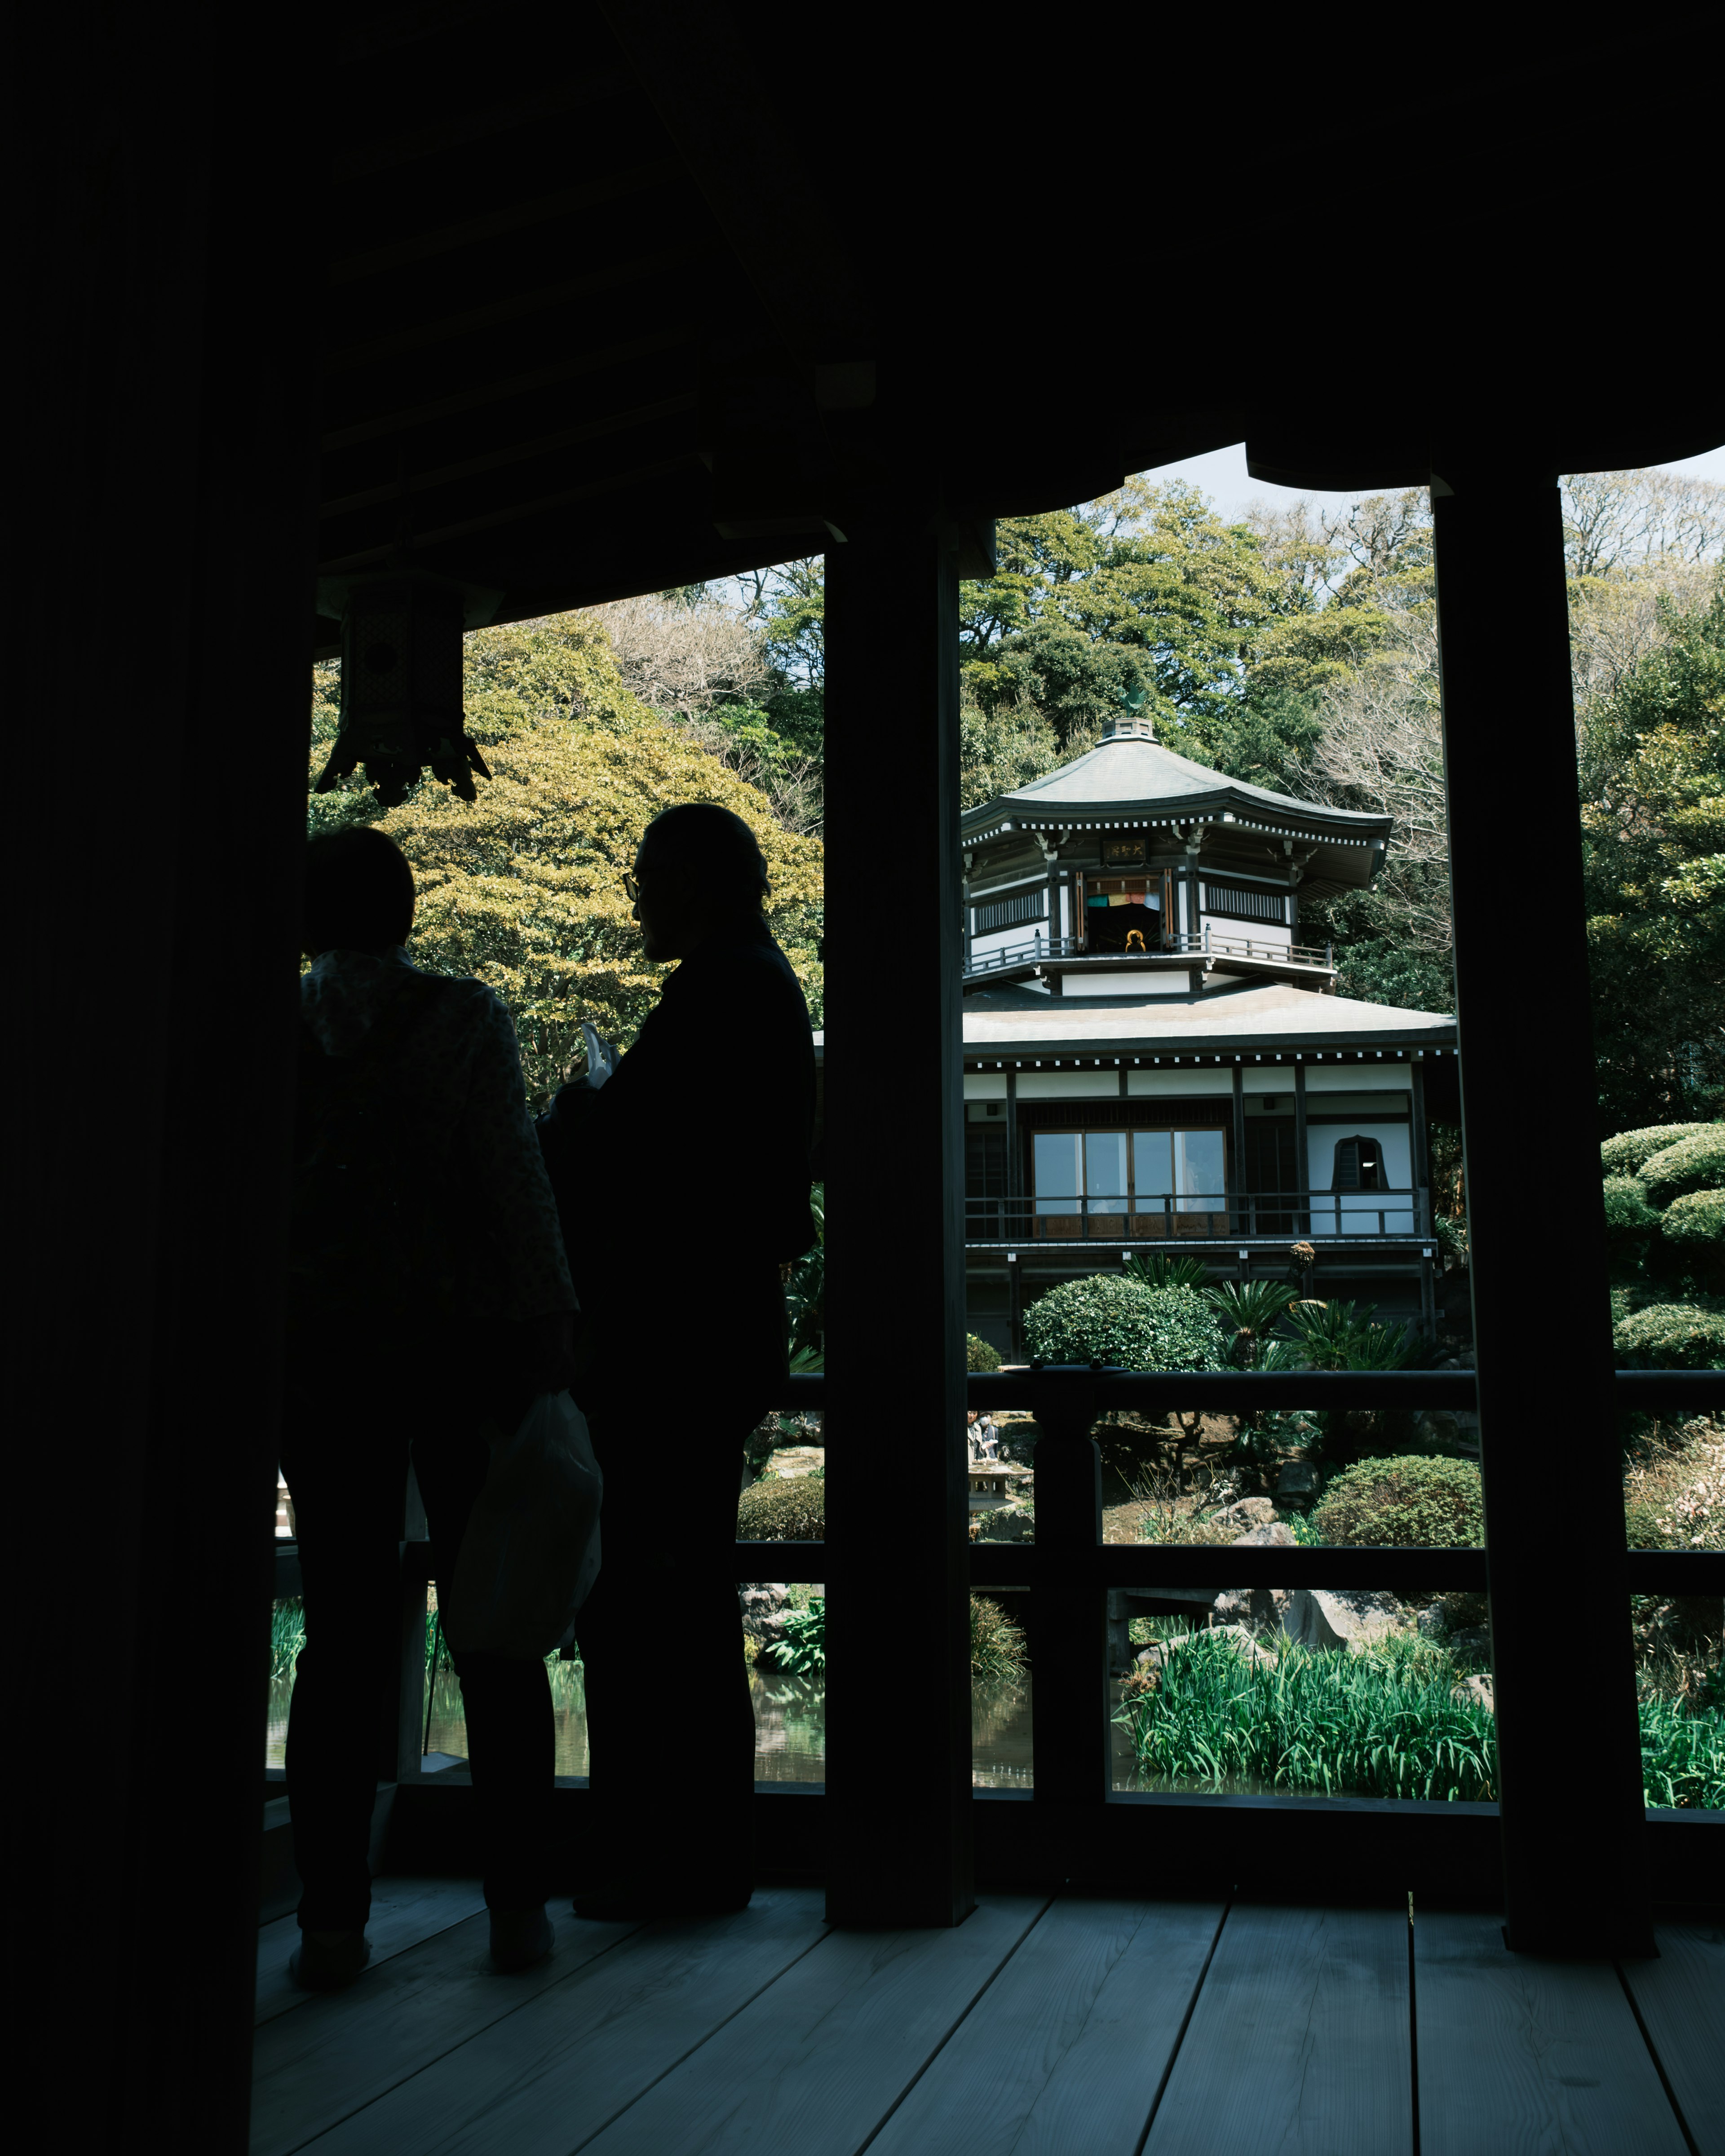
left=1640, top=1127, right=1725, bottom=1206
left=309, top=612, right=824, bottom=1110
left=784, top=1184, right=824, bottom=1361
left=1601, top=1123, right=1704, bottom=1177
left=1277, top=1299, right=1422, bottom=1371
left=1310, top=1457, right=1484, bottom=1548
left=1580, top=577, right=1725, bottom=1131
left=772, top=1596, right=825, bottom=1676
left=969, top=1594, right=1027, bottom=1680
left=958, top=688, right=1068, bottom=811
left=1613, top=1300, right=1725, bottom=1370
left=1116, top=1632, right=1500, bottom=1801
left=1601, top=1175, right=1663, bottom=1252
left=966, top=1332, right=1003, bottom=1371
left=1205, top=1279, right=1300, bottom=1365
left=736, top=1476, right=825, bottom=1541
left=1664, top=1188, right=1725, bottom=1252
left=270, top=1598, right=306, bottom=1681
left=1024, top=1275, right=1225, bottom=1372
left=1123, top=1252, right=1211, bottom=1292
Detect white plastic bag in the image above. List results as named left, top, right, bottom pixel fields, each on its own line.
left=442, top=1391, right=603, bottom=1660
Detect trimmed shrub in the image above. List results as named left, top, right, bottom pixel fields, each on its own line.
left=1601, top=1124, right=1699, bottom=1178
left=1310, top=1456, right=1484, bottom=1547
left=1613, top=1299, right=1725, bottom=1370
left=737, top=1476, right=825, bottom=1540
left=966, top=1332, right=1002, bottom=1371
left=1602, top=1175, right=1662, bottom=1250
left=1023, top=1274, right=1226, bottom=1372
left=1665, top=1188, right=1725, bottom=1253
left=1640, top=1127, right=1725, bottom=1206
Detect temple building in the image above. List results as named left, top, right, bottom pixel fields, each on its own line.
left=958, top=714, right=1459, bottom=1359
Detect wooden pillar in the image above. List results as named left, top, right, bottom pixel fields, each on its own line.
left=823, top=519, right=974, bottom=1927
left=1293, top=1060, right=1310, bottom=1240
left=1231, top=1063, right=1247, bottom=1235
left=1028, top=1370, right=1107, bottom=1806
left=1430, top=464, right=1651, bottom=1957
left=19, top=7, right=325, bottom=2140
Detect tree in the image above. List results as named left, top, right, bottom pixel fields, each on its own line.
left=308, top=612, right=824, bottom=1109
left=1579, top=574, right=1725, bottom=1131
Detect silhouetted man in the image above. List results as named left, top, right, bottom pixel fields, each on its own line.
left=537, top=803, right=817, bottom=1916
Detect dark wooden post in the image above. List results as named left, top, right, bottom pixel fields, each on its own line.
left=1430, top=465, right=1651, bottom=1957
left=823, top=518, right=975, bottom=1927
left=1231, top=1063, right=1247, bottom=1236
left=1028, top=1369, right=1107, bottom=1809
left=1293, top=1060, right=1310, bottom=1240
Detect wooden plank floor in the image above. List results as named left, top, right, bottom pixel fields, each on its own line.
left=254, top=1886, right=1710, bottom=2156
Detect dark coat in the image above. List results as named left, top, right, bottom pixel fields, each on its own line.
left=536, top=917, right=817, bottom=1413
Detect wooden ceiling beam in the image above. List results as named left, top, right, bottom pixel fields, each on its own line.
left=319, top=393, right=698, bottom=520
left=329, top=159, right=684, bottom=283
left=324, top=244, right=716, bottom=372
left=321, top=331, right=691, bottom=451
left=330, top=73, right=633, bottom=181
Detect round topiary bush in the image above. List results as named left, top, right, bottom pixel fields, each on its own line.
left=1022, top=1275, right=1225, bottom=1372
left=1600, top=1124, right=1699, bottom=1178
left=966, top=1332, right=1003, bottom=1371
left=1613, top=1300, right=1725, bottom=1370
left=737, top=1475, right=825, bottom=1540
left=1663, top=1188, right=1725, bottom=1252
left=1310, top=1456, right=1484, bottom=1547
left=1640, top=1127, right=1725, bottom=1207
left=1601, top=1175, right=1662, bottom=1250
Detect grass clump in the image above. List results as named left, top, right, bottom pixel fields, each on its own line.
left=737, top=1476, right=825, bottom=1541
left=1025, top=1274, right=1225, bottom=1372
left=970, top=1594, right=1027, bottom=1680
left=1310, top=1456, right=1484, bottom=1548
left=1624, top=1421, right=1725, bottom=1549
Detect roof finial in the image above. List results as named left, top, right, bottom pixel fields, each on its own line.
left=1102, top=679, right=1154, bottom=742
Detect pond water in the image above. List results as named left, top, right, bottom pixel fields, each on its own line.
left=265, top=1662, right=1269, bottom=1793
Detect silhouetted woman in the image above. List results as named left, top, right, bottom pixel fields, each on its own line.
left=282, top=826, right=576, bottom=1987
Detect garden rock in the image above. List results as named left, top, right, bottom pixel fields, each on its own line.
left=1446, top=1626, right=1491, bottom=1667
left=738, top=1583, right=790, bottom=1644
left=1281, top=1586, right=1401, bottom=1653
left=1209, top=1497, right=1277, bottom=1530
left=1210, top=1522, right=1296, bottom=1632
left=1415, top=1605, right=1445, bottom=1639
left=1275, top=1462, right=1318, bottom=1510
left=1453, top=1672, right=1494, bottom=1712
left=767, top=1446, right=825, bottom=1479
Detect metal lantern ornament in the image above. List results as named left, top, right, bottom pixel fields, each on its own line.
left=314, top=571, right=495, bottom=809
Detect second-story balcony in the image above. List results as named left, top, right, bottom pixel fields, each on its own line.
left=964, top=928, right=1336, bottom=988
left=964, top=1188, right=1432, bottom=1246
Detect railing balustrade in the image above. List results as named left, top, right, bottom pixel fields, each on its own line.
left=963, top=1188, right=1431, bottom=1241
left=961, top=929, right=1334, bottom=977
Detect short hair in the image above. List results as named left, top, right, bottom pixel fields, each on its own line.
left=639, top=802, right=770, bottom=910
left=303, top=826, right=416, bottom=954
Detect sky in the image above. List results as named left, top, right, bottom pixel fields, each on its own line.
left=1137, top=443, right=1725, bottom=525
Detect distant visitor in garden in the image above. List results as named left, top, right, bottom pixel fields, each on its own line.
left=283, top=827, right=579, bottom=1988
left=538, top=801, right=818, bottom=1917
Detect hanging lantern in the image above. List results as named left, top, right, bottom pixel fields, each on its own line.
left=314, top=571, right=496, bottom=809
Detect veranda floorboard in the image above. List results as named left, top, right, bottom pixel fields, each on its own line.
left=1415, top=1909, right=1689, bottom=2156
left=1620, top=1922, right=1725, bottom=2156
left=280, top=1886, right=830, bottom=2156
left=578, top=1895, right=1049, bottom=2156
left=256, top=1878, right=489, bottom=2026
left=1143, top=1901, right=1413, bottom=2156
left=251, top=1906, right=641, bottom=2156
left=866, top=1896, right=1225, bottom=2156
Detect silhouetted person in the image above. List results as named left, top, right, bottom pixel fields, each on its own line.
left=537, top=804, right=816, bottom=1916
left=283, top=826, right=577, bottom=1988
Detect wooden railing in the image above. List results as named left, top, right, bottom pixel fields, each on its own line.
left=964, top=1189, right=1432, bottom=1241
left=962, top=930, right=1335, bottom=977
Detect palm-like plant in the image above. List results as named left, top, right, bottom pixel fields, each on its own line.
left=1124, top=1252, right=1210, bottom=1293
left=1205, top=1279, right=1299, bottom=1366
left=1277, top=1297, right=1426, bottom=1371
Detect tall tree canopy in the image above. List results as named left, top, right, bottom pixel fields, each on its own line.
left=309, top=613, right=823, bottom=1109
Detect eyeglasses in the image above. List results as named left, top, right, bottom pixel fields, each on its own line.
left=623, top=872, right=641, bottom=902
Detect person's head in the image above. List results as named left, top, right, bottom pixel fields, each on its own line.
left=302, top=826, right=416, bottom=958
left=629, top=802, right=770, bottom=963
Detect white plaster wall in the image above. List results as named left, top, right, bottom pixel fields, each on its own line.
left=1198, top=912, right=1291, bottom=950
left=1017, top=1071, right=1123, bottom=1100
left=1306, top=1121, right=1413, bottom=1233
left=1063, top=970, right=1189, bottom=996
left=1242, top=1067, right=1299, bottom=1093
left=964, top=1072, right=1008, bottom=1099
left=1304, top=1063, right=1417, bottom=1091
left=1126, top=1070, right=1234, bottom=1097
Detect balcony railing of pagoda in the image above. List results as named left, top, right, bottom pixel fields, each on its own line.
left=962, top=929, right=1334, bottom=977
left=964, top=1188, right=1432, bottom=1242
